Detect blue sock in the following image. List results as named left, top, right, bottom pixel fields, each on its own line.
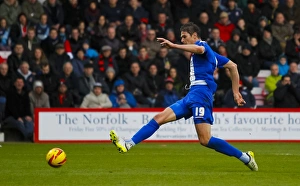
left=207, top=136, right=242, bottom=159
left=131, top=119, right=160, bottom=144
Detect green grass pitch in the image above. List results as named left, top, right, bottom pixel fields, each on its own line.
left=0, top=142, right=300, bottom=186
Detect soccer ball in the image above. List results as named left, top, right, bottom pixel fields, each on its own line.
left=46, top=148, right=67, bottom=168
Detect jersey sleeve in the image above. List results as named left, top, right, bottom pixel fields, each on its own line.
left=214, top=52, right=230, bottom=68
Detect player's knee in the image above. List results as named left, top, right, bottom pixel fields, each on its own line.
left=153, top=113, right=165, bottom=125
left=199, top=137, right=210, bottom=146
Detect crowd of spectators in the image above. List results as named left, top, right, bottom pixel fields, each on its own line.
left=0, top=0, right=300, bottom=130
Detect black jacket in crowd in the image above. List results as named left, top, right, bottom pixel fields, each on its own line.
left=274, top=84, right=300, bottom=108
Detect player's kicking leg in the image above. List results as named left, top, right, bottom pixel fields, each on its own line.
left=110, top=107, right=177, bottom=153
left=194, top=123, right=258, bottom=171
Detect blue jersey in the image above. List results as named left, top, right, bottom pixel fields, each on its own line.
left=190, top=40, right=229, bottom=93
left=170, top=40, right=230, bottom=124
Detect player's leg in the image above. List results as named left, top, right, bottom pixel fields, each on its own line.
left=110, top=107, right=176, bottom=153
left=110, top=99, right=191, bottom=153
left=194, top=123, right=258, bottom=171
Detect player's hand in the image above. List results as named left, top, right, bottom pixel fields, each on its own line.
left=234, top=92, right=246, bottom=106
left=157, top=38, right=175, bottom=48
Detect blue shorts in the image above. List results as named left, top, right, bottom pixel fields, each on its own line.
left=169, top=85, right=214, bottom=124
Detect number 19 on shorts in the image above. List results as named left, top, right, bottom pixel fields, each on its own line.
left=195, top=107, right=205, bottom=117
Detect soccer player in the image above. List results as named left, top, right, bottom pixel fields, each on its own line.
left=109, top=22, right=258, bottom=171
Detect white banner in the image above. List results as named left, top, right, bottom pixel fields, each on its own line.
left=36, top=110, right=300, bottom=142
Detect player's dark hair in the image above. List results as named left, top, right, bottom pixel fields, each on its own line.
left=180, top=22, right=201, bottom=38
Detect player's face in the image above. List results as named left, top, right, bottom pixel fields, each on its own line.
left=180, top=31, right=195, bottom=44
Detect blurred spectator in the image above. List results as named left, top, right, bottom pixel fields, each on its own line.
left=16, top=61, right=35, bottom=91
left=249, top=37, right=259, bottom=56
left=265, top=63, right=282, bottom=106
left=71, top=48, right=89, bottom=77
left=214, top=12, right=235, bottom=43
left=168, top=67, right=184, bottom=96
left=18, top=27, right=41, bottom=57
left=277, top=54, right=289, bottom=75
left=145, top=63, right=163, bottom=105
left=258, top=26, right=282, bottom=69
left=77, top=21, right=89, bottom=41
left=35, top=63, right=59, bottom=96
left=165, top=29, right=180, bottom=59
left=154, top=77, right=180, bottom=108
left=287, top=62, right=300, bottom=90
left=4, top=77, right=33, bottom=141
left=226, top=29, right=244, bottom=61
left=41, top=28, right=60, bottom=57
left=85, top=1, right=100, bottom=29
left=285, top=29, right=300, bottom=63
left=77, top=63, right=109, bottom=99
left=217, top=44, right=228, bottom=57
left=125, top=0, right=149, bottom=25
left=43, top=0, right=64, bottom=29
left=274, top=74, right=300, bottom=108
left=123, top=61, right=152, bottom=107
left=109, top=79, right=137, bottom=108
left=152, top=12, right=172, bottom=38
left=261, top=0, right=281, bottom=23
left=235, top=18, right=249, bottom=43
left=82, top=40, right=98, bottom=59
left=138, top=22, right=148, bottom=43
left=49, top=43, right=70, bottom=74
left=195, top=12, right=213, bottom=41
left=126, top=39, right=139, bottom=57
left=94, top=45, right=118, bottom=77
left=90, top=15, right=108, bottom=50
left=30, top=47, right=48, bottom=76
left=152, top=46, right=175, bottom=77
left=223, top=80, right=256, bottom=108
left=0, top=63, right=13, bottom=97
left=175, top=0, right=202, bottom=23
left=0, top=0, right=21, bottom=26
left=101, top=0, right=123, bottom=26
left=22, top=0, right=44, bottom=25
left=271, top=12, right=294, bottom=50
left=63, top=0, right=84, bottom=28
left=58, top=25, right=67, bottom=43
left=141, top=29, right=161, bottom=60
left=99, top=26, right=121, bottom=54
left=151, top=0, right=173, bottom=25
left=36, top=14, right=50, bottom=41
left=137, top=46, right=152, bottom=73
left=80, top=82, right=112, bottom=108
left=0, top=18, right=11, bottom=51
left=64, top=27, right=83, bottom=59
left=117, top=14, right=139, bottom=43
left=59, top=62, right=79, bottom=96
left=235, top=44, right=260, bottom=87
left=207, top=0, right=223, bottom=25
left=253, top=16, right=269, bottom=41
left=105, top=67, right=117, bottom=93
left=7, top=43, right=30, bottom=75
left=279, top=0, right=300, bottom=26
left=226, top=0, right=242, bottom=24
left=10, top=13, right=32, bottom=45
left=50, top=79, right=74, bottom=107
left=174, top=13, right=190, bottom=41
left=115, top=47, right=136, bottom=77
left=207, top=27, right=224, bottom=52
left=242, top=0, right=261, bottom=37
left=29, top=80, right=50, bottom=115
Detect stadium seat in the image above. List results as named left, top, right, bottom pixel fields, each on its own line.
left=251, top=87, right=264, bottom=107
left=257, top=70, right=271, bottom=89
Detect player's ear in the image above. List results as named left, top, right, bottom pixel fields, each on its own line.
left=192, top=32, right=198, bottom=40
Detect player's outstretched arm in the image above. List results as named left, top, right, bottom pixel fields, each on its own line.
left=223, top=61, right=246, bottom=106
left=156, top=38, right=205, bottom=54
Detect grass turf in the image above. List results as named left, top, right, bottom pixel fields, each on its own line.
left=0, top=142, right=299, bottom=186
